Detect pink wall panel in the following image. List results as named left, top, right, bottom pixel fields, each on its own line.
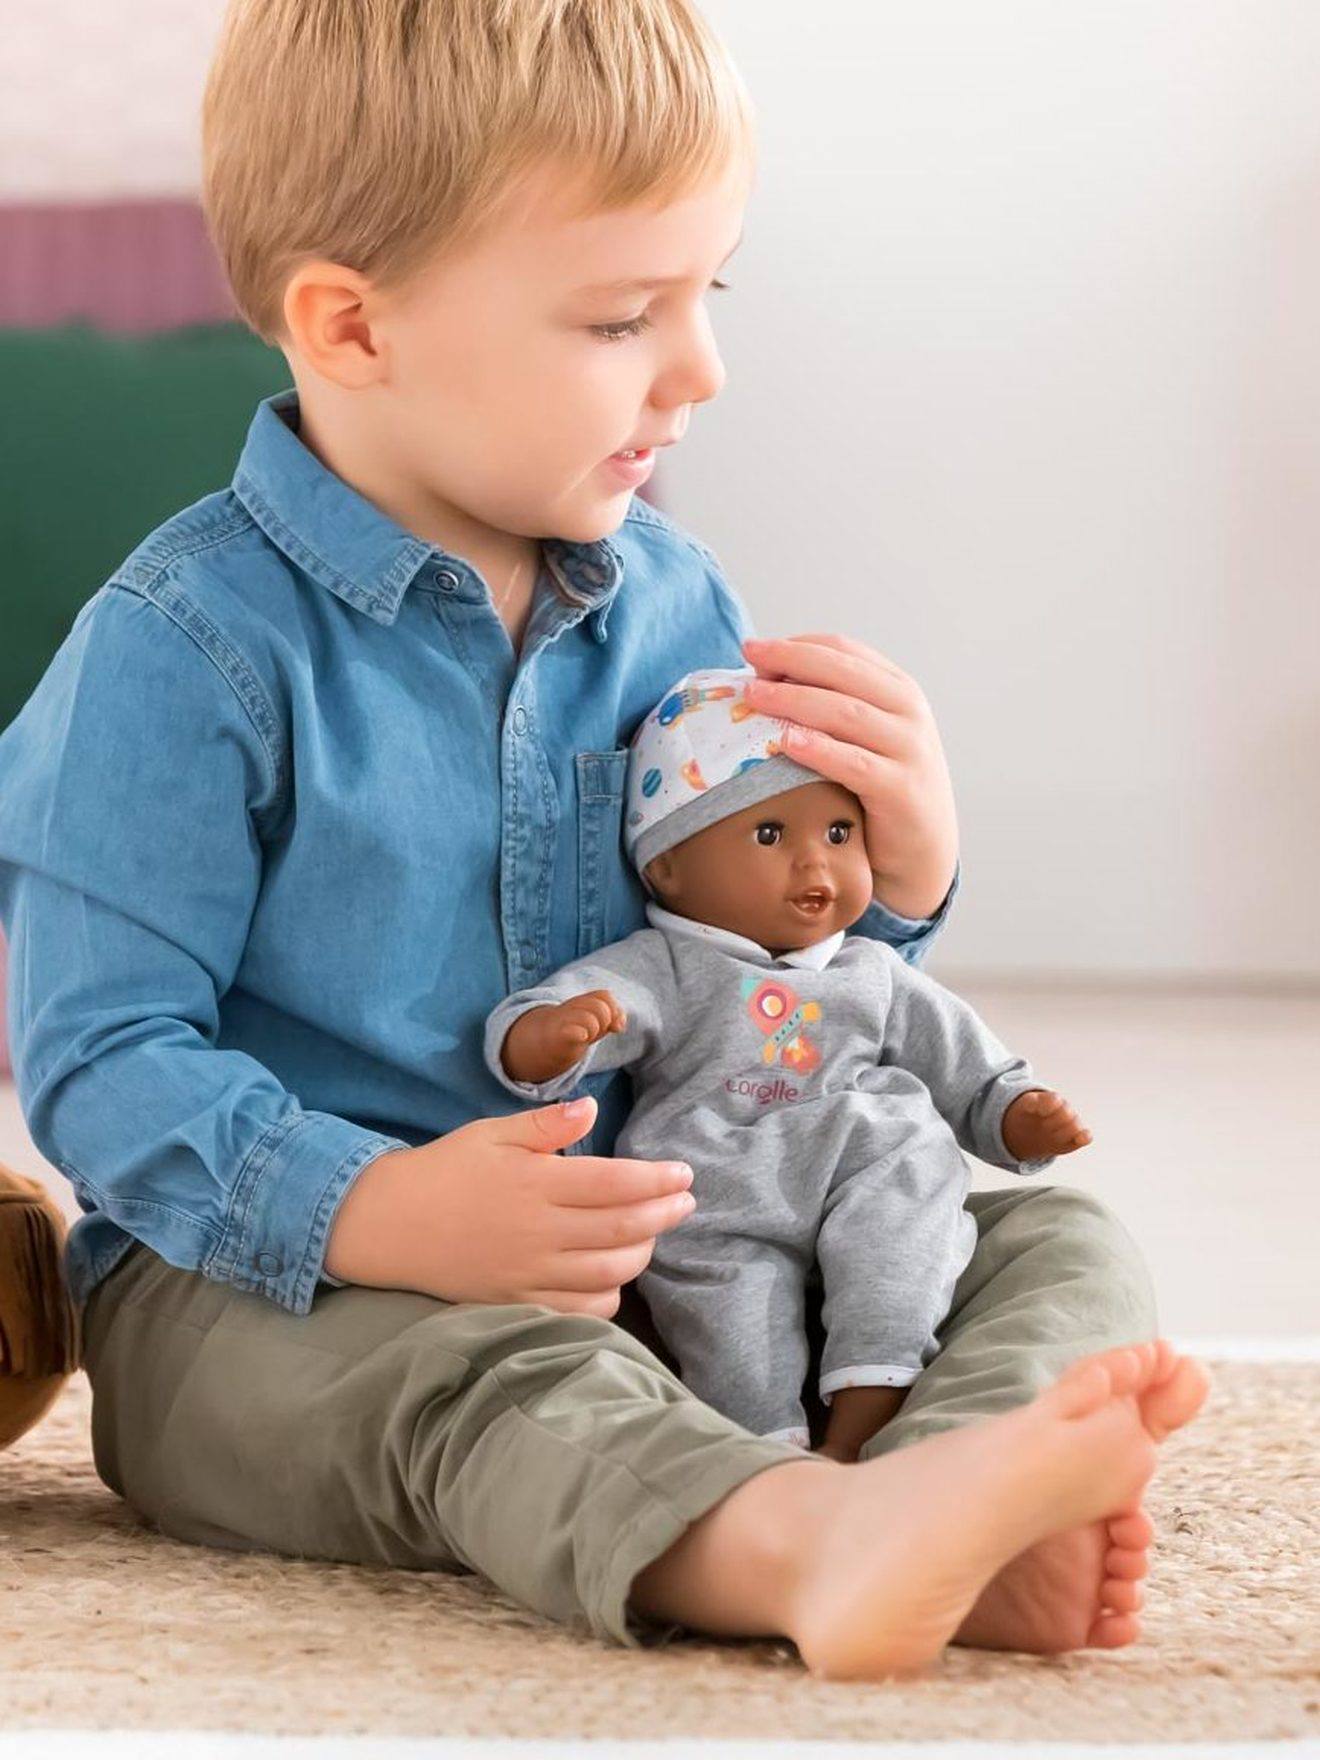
left=0, top=198, right=239, bottom=332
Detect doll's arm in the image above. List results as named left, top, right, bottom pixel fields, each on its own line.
left=483, top=929, right=676, bottom=1105
left=877, top=948, right=1077, bottom=1173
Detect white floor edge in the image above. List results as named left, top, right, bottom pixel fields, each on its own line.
left=1171, top=1336, right=1320, bottom=1361
left=2, top=1738, right=1318, bottom=1758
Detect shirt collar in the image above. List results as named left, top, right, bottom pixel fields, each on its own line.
left=644, top=900, right=847, bottom=969
left=231, top=388, right=625, bottom=636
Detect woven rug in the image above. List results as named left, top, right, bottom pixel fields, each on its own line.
left=2, top=1363, right=1317, bottom=1743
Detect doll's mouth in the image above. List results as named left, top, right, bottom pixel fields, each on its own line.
left=788, top=889, right=834, bottom=914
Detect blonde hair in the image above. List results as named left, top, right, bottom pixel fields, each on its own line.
left=201, top=0, right=756, bottom=345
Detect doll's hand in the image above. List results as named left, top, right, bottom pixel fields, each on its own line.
left=1001, top=1089, right=1093, bottom=1163
left=501, top=990, right=627, bottom=1085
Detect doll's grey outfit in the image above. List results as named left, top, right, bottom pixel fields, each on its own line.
left=485, top=900, right=1053, bottom=1446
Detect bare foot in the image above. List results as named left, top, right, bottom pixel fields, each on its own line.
left=786, top=1341, right=1203, bottom=1680
left=954, top=1339, right=1211, bottom=1654
left=953, top=1507, right=1152, bottom=1653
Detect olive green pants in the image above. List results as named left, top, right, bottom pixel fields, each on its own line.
left=80, top=1184, right=1156, bottom=1645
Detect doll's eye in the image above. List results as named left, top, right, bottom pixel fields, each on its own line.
left=755, top=822, right=782, bottom=845
left=828, top=821, right=852, bottom=844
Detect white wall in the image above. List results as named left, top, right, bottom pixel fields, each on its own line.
left=685, top=1, right=1320, bottom=980
left=5, top=1, right=1317, bottom=978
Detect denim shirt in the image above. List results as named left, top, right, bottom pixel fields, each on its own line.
left=0, top=388, right=960, bottom=1319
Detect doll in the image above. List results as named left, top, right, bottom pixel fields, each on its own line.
left=485, top=666, right=1092, bottom=1460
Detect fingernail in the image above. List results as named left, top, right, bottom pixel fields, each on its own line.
left=563, top=1098, right=591, bottom=1117
left=669, top=1162, right=694, bottom=1185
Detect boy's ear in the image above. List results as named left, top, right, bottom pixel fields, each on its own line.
left=281, top=260, right=388, bottom=390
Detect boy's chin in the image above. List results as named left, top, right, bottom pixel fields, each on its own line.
left=549, top=486, right=640, bottom=544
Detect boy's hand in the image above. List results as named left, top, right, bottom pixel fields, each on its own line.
left=323, top=1094, right=694, bottom=1315
left=739, top=633, right=958, bottom=921
left=1001, top=1088, right=1093, bottom=1163
left=500, top=991, right=627, bottom=1085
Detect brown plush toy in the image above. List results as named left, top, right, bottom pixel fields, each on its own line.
left=0, top=1163, right=82, bottom=1450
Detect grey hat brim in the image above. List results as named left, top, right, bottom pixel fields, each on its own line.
left=631, top=752, right=823, bottom=877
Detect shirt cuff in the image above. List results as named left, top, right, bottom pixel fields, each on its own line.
left=861, top=859, right=961, bottom=966
left=985, top=1076, right=1058, bottom=1175
left=484, top=1000, right=599, bottom=1104
left=208, top=1112, right=411, bottom=1315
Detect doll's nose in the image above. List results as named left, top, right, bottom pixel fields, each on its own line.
left=789, top=856, right=834, bottom=894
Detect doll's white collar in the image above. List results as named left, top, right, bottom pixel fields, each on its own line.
left=644, top=900, right=846, bottom=970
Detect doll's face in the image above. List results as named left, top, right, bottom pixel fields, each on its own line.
left=642, top=779, right=875, bottom=956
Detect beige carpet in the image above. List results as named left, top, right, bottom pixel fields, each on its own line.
left=1, top=1362, right=1317, bottom=1743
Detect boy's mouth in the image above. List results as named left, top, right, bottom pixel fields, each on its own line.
left=604, top=447, right=657, bottom=486
left=788, top=888, right=833, bottom=915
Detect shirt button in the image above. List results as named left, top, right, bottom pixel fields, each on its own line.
left=256, top=1252, right=283, bottom=1275
left=512, top=705, right=528, bottom=735
left=437, top=570, right=459, bottom=592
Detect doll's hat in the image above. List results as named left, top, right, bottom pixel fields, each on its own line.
left=624, top=665, right=820, bottom=879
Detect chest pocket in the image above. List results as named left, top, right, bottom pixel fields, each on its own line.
left=575, top=748, right=629, bottom=960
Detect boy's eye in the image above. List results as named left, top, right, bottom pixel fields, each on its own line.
left=592, top=313, right=653, bottom=343
left=754, top=822, right=782, bottom=846
left=828, top=822, right=851, bottom=844
left=590, top=279, right=731, bottom=343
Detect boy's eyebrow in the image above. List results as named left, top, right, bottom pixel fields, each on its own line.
left=573, top=231, right=744, bottom=295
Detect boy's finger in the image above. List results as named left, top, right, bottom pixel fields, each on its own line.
left=523, top=1287, right=622, bottom=1320
left=547, top=1156, right=694, bottom=1207
left=540, top=1242, right=656, bottom=1292
left=554, top=1191, right=695, bottom=1250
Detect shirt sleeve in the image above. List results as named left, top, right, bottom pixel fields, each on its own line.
left=877, top=945, right=1054, bottom=1174
left=0, top=585, right=409, bottom=1317
left=484, top=931, right=676, bottom=1105
left=854, top=861, right=961, bottom=969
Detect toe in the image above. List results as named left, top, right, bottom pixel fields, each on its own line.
left=1130, top=1340, right=1159, bottom=1382
left=1150, top=1336, right=1179, bottom=1383
left=1050, top=1357, right=1116, bottom=1419
left=1101, top=1577, right=1146, bottom=1615
left=1087, top=1611, right=1142, bottom=1649
left=1107, top=1509, right=1154, bottom=1550
left=1103, top=1346, right=1146, bottom=1398
left=1105, top=1546, right=1149, bottom=1580
left=1141, top=1355, right=1211, bottom=1442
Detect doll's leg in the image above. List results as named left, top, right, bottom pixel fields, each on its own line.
left=858, top=1183, right=1157, bottom=1460
left=814, top=1129, right=977, bottom=1458
left=639, top=1232, right=813, bottom=1445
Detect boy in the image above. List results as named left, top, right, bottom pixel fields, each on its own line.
left=0, top=0, right=1205, bottom=1678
